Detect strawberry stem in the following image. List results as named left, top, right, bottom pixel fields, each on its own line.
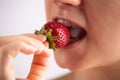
left=35, top=26, right=58, bottom=51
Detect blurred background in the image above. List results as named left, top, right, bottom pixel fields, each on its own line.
left=0, top=0, right=70, bottom=79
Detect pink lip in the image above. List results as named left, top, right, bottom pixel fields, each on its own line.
left=64, top=37, right=86, bottom=50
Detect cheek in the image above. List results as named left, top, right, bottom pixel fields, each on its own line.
left=45, top=0, right=54, bottom=21
left=84, top=0, right=120, bottom=64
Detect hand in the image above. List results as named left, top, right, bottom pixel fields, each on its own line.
left=0, top=33, right=51, bottom=80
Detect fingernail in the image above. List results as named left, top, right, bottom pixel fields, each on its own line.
left=38, top=34, right=47, bottom=42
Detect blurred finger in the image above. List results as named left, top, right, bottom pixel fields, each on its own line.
left=1, top=41, right=46, bottom=80
left=43, top=41, right=49, bottom=48
left=16, top=78, right=28, bottom=80
left=22, top=33, right=47, bottom=42
left=27, top=48, right=51, bottom=80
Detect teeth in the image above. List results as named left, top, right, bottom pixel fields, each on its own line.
left=56, top=18, right=72, bottom=27
left=63, top=20, right=72, bottom=27
left=57, top=18, right=64, bottom=23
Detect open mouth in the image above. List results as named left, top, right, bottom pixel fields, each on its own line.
left=54, top=18, right=87, bottom=46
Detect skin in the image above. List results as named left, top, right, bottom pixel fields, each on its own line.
left=45, top=0, right=120, bottom=80
left=0, top=34, right=51, bottom=80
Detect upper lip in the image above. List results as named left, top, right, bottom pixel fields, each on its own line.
left=52, top=16, right=87, bottom=31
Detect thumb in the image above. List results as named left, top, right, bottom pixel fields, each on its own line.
left=27, top=49, right=51, bottom=80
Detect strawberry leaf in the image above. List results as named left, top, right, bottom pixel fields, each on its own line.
left=35, top=26, right=58, bottom=51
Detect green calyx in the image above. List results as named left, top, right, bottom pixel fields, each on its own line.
left=35, top=27, right=58, bottom=51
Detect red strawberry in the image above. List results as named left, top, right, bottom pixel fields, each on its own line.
left=35, top=22, right=70, bottom=51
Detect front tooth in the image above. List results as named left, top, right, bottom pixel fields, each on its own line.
left=57, top=19, right=64, bottom=23
left=63, top=20, right=72, bottom=27
left=57, top=18, right=72, bottom=27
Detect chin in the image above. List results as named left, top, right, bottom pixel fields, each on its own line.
left=54, top=57, right=96, bottom=72
left=54, top=47, right=102, bottom=72
left=54, top=51, right=92, bottom=72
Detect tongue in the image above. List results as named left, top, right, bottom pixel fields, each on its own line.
left=69, top=27, right=86, bottom=43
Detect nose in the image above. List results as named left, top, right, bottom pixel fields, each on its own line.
left=54, top=0, right=82, bottom=6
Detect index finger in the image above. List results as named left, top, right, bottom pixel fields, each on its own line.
left=22, top=33, right=47, bottom=42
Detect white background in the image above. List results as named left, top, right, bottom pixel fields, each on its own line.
left=0, top=0, right=70, bottom=79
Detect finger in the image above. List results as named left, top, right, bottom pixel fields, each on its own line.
left=1, top=41, right=46, bottom=80
left=20, top=39, right=47, bottom=55
left=0, top=47, right=15, bottom=80
left=43, top=41, right=49, bottom=48
left=22, top=33, right=47, bottom=42
left=0, top=34, right=48, bottom=55
left=18, top=34, right=48, bottom=53
left=0, top=34, right=48, bottom=80
left=27, top=48, right=51, bottom=80
left=0, top=33, right=47, bottom=47
left=6, top=42, right=37, bottom=57
left=16, top=78, right=28, bottom=80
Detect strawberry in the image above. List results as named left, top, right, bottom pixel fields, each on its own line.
left=35, top=22, right=70, bottom=51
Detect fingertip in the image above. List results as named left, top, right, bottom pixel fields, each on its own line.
left=35, top=48, right=52, bottom=57
left=43, top=41, right=49, bottom=48
left=23, top=33, right=47, bottom=42
left=37, top=34, right=47, bottom=42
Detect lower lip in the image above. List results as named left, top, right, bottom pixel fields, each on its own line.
left=64, top=38, right=85, bottom=49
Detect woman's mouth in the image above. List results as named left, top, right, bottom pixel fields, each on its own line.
left=54, top=18, right=87, bottom=46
